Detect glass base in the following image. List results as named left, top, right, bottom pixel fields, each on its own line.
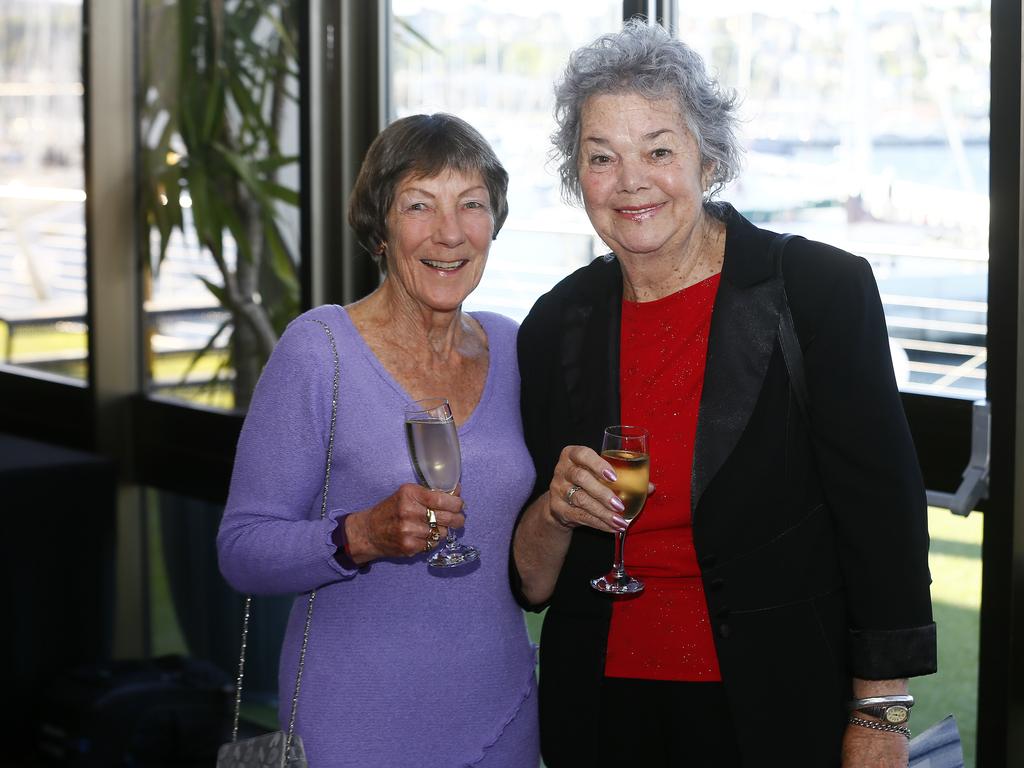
left=428, top=542, right=480, bottom=568
left=590, top=571, right=644, bottom=594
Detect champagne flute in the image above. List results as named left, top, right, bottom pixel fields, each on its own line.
left=590, top=425, right=649, bottom=594
left=404, top=397, right=480, bottom=568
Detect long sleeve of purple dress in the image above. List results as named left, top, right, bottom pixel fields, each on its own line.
left=217, top=305, right=539, bottom=768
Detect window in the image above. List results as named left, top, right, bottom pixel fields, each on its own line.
left=678, top=3, right=989, bottom=399
left=137, top=0, right=303, bottom=410
left=674, top=5, right=991, bottom=763
left=0, top=0, right=87, bottom=381
left=390, top=0, right=623, bottom=321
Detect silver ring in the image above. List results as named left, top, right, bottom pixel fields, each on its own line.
left=565, top=484, right=582, bottom=507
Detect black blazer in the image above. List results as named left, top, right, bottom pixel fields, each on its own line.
left=511, top=205, right=936, bottom=767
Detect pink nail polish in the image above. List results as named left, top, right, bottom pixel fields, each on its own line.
left=612, top=515, right=628, bottom=528
left=603, top=468, right=617, bottom=482
left=610, top=496, right=625, bottom=513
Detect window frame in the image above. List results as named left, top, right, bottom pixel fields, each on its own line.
left=978, top=0, right=1022, bottom=762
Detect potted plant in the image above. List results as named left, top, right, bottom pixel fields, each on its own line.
left=139, top=0, right=300, bottom=409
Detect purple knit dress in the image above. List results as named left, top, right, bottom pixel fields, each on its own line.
left=217, top=305, right=539, bottom=768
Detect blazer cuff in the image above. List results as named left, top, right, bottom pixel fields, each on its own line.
left=849, top=623, right=937, bottom=679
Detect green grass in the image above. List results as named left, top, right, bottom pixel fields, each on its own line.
left=914, top=506, right=981, bottom=766
left=1, top=323, right=87, bottom=358
left=4, top=322, right=236, bottom=406
left=147, top=493, right=189, bottom=657
left=526, top=610, right=545, bottom=646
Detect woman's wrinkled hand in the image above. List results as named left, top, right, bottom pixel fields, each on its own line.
left=547, top=445, right=629, bottom=534
left=346, top=484, right=465, bottom=562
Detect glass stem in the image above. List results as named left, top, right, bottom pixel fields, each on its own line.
left=445, top=489, right=459, bottom=548
left=613, top=528, right=627, bottom=578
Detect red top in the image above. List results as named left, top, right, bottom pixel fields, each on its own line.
left=604, top=273, right=722, bottom=682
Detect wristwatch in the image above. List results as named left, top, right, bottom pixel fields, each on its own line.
left=847, top=695, right=915, bottom=725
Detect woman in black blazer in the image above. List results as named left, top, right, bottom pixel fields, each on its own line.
left=510, top=21, right=935, bottom=767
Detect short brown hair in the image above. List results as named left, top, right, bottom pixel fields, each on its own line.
left=348, top=113, right=510, bottom=274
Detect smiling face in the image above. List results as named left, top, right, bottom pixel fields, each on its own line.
left=384, top=168, right=495, bottom=313
left=578, top=91, right=710, bottom=264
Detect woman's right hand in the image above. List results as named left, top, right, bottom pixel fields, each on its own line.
left=345, top=484, right=466, bottom=563
left=547, top=445, right=629, bottom=534
left=512, top=444, right=646, bottom=606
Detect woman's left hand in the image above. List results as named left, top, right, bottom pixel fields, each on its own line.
left=841, top=724, right=909, bottom=768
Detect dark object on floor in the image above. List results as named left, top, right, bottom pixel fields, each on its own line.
left=1, top=433, right=117, bottom=757
left=35, top=655, right=233, bottom=767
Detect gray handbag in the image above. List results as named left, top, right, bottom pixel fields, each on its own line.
left=217, top=318, right=340, bottom=768
left=217, top=730, right=306, bottom=767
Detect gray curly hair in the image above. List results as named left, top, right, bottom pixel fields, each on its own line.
left=552, top=20, right=742, bottom=205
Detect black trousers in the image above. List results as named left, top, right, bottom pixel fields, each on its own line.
left=597, top=677, right=743, bottom=767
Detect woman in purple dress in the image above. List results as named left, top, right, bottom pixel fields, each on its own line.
left=217, top=114, right=539, bottom=767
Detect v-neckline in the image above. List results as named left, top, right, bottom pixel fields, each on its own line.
left=335, top=306, right=495, bottom=436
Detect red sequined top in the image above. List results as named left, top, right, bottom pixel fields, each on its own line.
left=604, top=273, right=723, bottom=682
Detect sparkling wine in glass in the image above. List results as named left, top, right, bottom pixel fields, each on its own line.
left=590, top=425, right=649, bottom=594
left=404, top=397, right=479, bottom=568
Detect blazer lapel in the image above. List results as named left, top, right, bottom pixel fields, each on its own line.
left=692, top=209, right=784, bottom=516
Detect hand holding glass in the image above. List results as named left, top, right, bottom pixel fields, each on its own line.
left=404, top=397, right=480, bottom=568
left=590, top=425, right=649, bottom=594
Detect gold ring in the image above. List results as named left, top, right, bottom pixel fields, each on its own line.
left=426, top=508, right=437, bottom=525
left=429, top=529, right=441, bottom=543
left=423, top=538, right=431, bottom=552
left=566, top=484, right=582, bottom=507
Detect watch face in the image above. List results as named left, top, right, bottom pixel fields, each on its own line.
left=884, top=705, right=910, bottom=724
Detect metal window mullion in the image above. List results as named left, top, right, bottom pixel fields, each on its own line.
left=309, top=0, right=386, bottom=308
left=978, top=0, right=1023, bottom=764
left=84, top=0, right=146, bottom=658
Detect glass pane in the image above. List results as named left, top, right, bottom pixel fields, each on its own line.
left=0, top=1, right=87, bottom=380
left=138, top=0, right=303, bottom=411
left=146, top=488, right=288, bottom=725
left=390, top=0, right=623, bottom=321
left=678, top=2, right=989, bottom=399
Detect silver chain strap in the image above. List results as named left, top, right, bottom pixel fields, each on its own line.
left=229, top=318, right=341, bottom=756
left=229, top=595, right=252, bottom=742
